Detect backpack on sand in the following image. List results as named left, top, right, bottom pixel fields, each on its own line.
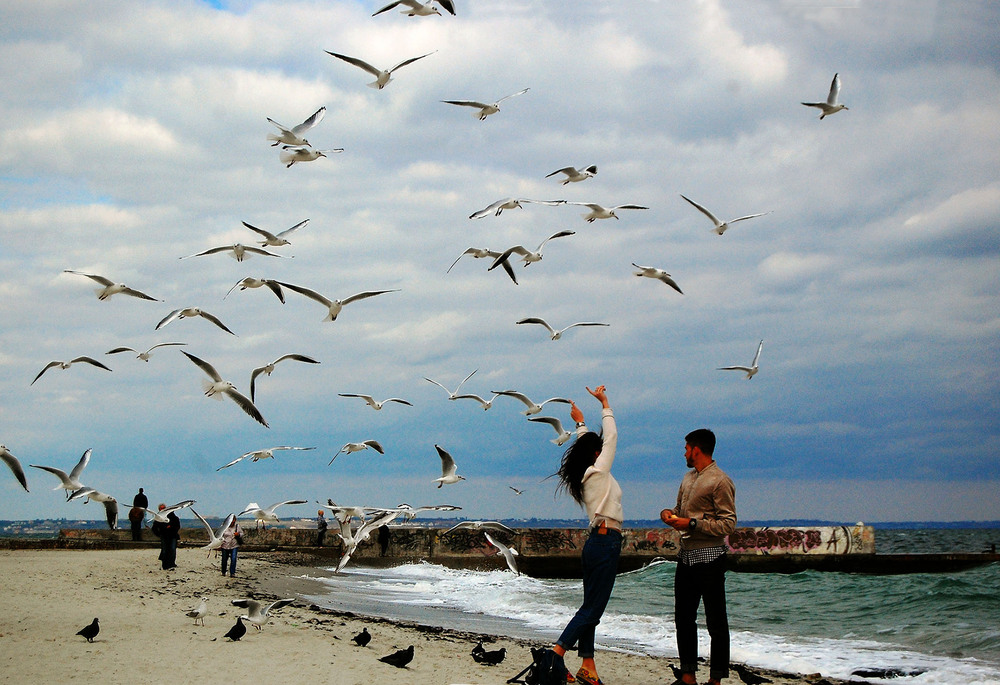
left=507, top=647, right=565, bottom=685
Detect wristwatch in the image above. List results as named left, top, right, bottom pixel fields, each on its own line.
left=688, top=518, right=697, bottom=531
left=575, top=421, right=586, bottom=428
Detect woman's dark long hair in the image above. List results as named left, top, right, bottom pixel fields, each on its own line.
left=556, top=431, right=603, bottom=506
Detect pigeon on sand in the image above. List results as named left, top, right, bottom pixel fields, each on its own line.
left=76, top=618, right=100, bottom=643
left=379, top=645, right=415, bottom=668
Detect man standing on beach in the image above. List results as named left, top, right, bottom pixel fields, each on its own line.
left=660, top=428, right=737, bottom=685
left=129, top=487, right=148, bottom=541
left=151, top=503, right=180, bottom=570
left=316, top=510, right=327, bottom=547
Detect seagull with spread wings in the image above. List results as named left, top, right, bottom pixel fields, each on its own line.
left=528, top=415, right=574, bottom=446
left=632, top=263, right=683, bottom=294
left=31, top=357, right=112, bottom=385
left=216, top=446, right=316, bottom=471
left=0, top=445, right=29, bottom=492
left=546, top=165, right=597, bottom=184
left=488, top=230, right=575, bottom=276
left=249, top=353, right=320, bottom=403
left=29, top=448, right=91, bottom=499
left=565, top=201, right=648, bottom=222
left=63, top=270, right=160, bottom=301
left=155, top=307, right=236, bottom=335
left=106, top=342, right=186, bottom=362
left=180, top=351, right=268, bottom=427
left=231, top=598, right=295, bottom=630
left=266, top=106, right=325, bottom=147
left=338, top=393, right=412, bottom=411
left=224, top=277, right=286, bottom=303
left=241, top=219, right=308, bottom=247
left=718, top=340, right=764, bottom=379
left=680, top=195, right=770, bottom=236
left=180, top=243, right=289, bottom=262
left=516, top=317, right=610, bottom=341
left=279, top=146, right=344, bottom=168
left=433, top=444, right=466, bottom=488
left=469, top=197, right=566, bottom=219
left=275, top=281, right=399, bottom=322
left=802, top=72, right=849, bottom=119
left=373, top=0, right=455, bottom=17
left=442, top=87, right=529, bottom=120
left=491, top=390, right=571, bottom=416
left=325, top=50, right=435, bottom=90
left=424, top=369, right=477, bottom=399
left=329, top=440, right=384, bottom=465
left=238, top=500, right=309, bottom=529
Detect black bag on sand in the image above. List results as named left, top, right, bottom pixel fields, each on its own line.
left=508, top=647, right=565, bottom=685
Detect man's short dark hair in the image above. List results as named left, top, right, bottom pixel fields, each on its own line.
left=685, top=428, right=716, bottom=456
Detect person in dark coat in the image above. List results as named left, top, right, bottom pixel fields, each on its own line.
left=129, top=487, right=148, bottom=541
left=151, top=503, right=180, bottom=569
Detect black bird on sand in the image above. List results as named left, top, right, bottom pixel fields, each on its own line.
left=352, top=627, right=371, bottom=647
left=378, top=645, right=414, bottom=668
left=222, top=616, right=247, bottom=642
left=76, top=617, right=100, bottom=642
left=471, top=640, right=485, bottom=657
left=475, top=646, right=507, bottom=665
left=733, top=663, right=773, bottom=685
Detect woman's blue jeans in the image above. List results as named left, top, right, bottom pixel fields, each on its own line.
left=556, top=528, right=622, bottom=658
left=221, top=548, right=238, bottom=576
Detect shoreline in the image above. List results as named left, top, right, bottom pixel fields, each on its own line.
left=0, top=547, right=846, bottom=685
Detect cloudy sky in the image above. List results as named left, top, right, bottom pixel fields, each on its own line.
left=2, top=0, right=998, bottom=526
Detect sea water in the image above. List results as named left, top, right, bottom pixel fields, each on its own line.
left=297, top=529, right=1000, bottom=684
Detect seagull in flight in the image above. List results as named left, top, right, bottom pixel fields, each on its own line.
left=139, top=499, right=196, bottom=523
left=249, top=353, right=320, bottom=403
left=433, top=444, right=466, bottom=487
left=528, top=415, right=574, bottom=446
left=275, top=281, right=399, bottom=322
left=242, top=219, right=308, bottom=247
left=231, top=598, right=295, bottom=631
left=632, top=263, right=683, bottom=294
left=491, top=390, right=571, bottom=416
left=155, top=307, right=236, bottom=335
left=484, top=531, right=519, bottom=575
left=329, top=440, right=384, bottom=465
left=267, top=106, right=326, bottom=147
left=565, top=202, right=649, bottom=222
left=29, top=448, right=91, bottom=499
left=106, top=342, right=186, bottom=362
left=179, top=243, right=289, bottom=262
left=191, top=510, right=235, bottom=555
left=338, top=393, right=412, bottom=411
left=216, top=446, right=316, bottom=471
left=442, top=88, right=529, bottom=120
left=180, top=350, right=268, bottom=427
left=680, top=195, right=769, bottom=235
left=425, top=370, right=477, bottom=399
left=546, top=165, right=597, bottom=185
left=452, top=392, right=499, bottom=411
left=67, top=487, right=119, bottom=530
left=488, top=230, right=575, bottom=273
left=63, top=270, right=159, bottom=301
left=516, top=317, right=610, bottom=341
left=325, top=50, right=435, bottom=90
left=238, top=500, right=309, bottom=529
left=224, top=277, right=285, bottom=303
left=508, top=486, right=524, bottom=495
left=373, top=0, right=455, bottom=17
left=442, top=520, right=516, bottom=536
left=31, top=357, right=112, bottom=385
left=469, top=197, right=565, bottom=219
left=446, top=246, right=518, bottom=284
left=802, top=73, right=849, bottom=119
left=718, top=339, right=764, bottom=379
left=0, top=445, right=29, bottom=492
left=279, top=146, right=344, bottom=168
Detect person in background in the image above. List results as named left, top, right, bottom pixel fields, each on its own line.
left=219, top=516, right=243, bottom=577
left=129, top=487, right=148, bottom=541
left=539, top=385, right=621, bottom=685
left=151, top=503, right=180, bottom=570
left=316, top=509, right=327, bottom=547
left=660, top=428, right=737, bottom=685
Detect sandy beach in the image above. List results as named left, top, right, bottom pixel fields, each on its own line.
left=0, top=547, right=842, bottom=685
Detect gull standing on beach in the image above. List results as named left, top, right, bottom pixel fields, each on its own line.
left=338, top=393, right=413, bottom=411
left=680, top=195, right=770, bottom=236
left=30, top=357, right=112, bottom=385
left=0, top=445, right=29, bottom=492
left=566, top=202, right=648, bottom=222
left=325, top=50, right=435, bottom=90
left=275, top=281, right=399, bottom=322
left=216, top=446, right=316, bottom=471
left=469, top=197, right=566, bottom=219
left=718, top=340, right=764, bottom=379
left=63, top=270, right=160, bottom=301
left=266, top=106, right=325, bottom=147
left=249, top=353, right=320, bottom=403
left=373, top=0, right=455, bottom=17
left=186, top=597, right=209, bottom=626
left=491, top=390, right=571, bottom=415
left=632, top=263, right=683, bottom=294
left=279, top=146, right=344, bottom=168
left=516, top=317, right=610, bottom=341
left=179, top=243, right=289, bottom=263
left=442, top=87, right=529, bottom=120
left=546, top=165, right=597, bottom=184
left=29, top=448, right=91, bottom=498
left=106, top=342, right=186, bottom=362
left=433, top=444, right=466, bottom=487
left=242, top=219, right=308, bottom=247
left=224, top=277, right=286, bottom=303
left=180, top=351, right=268, bottom=427
left=155, top=307, right=236, bottom=335
left=802, top=73, right=849, bottom=119
left=231, top=598, right=295, bottom=631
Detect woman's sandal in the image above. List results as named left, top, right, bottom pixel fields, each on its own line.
left=575, top=667, right=604, bottom=685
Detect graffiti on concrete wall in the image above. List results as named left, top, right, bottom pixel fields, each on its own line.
left=726, top=525, right=866, bottom=555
